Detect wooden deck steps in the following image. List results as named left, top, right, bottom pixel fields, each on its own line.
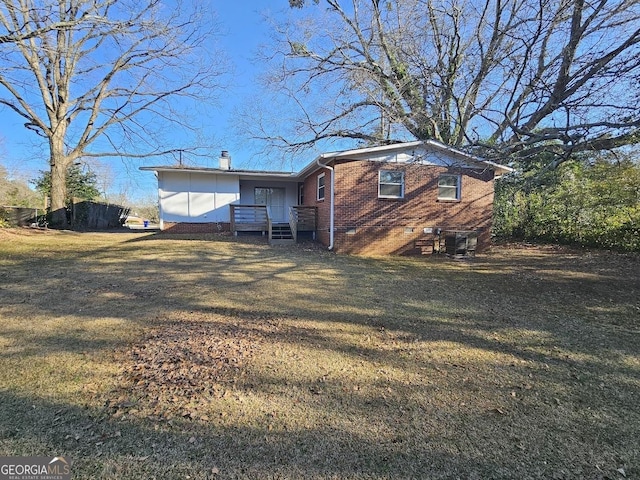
left=230, top=205, right=316, bottom=246
left=270, top=223, right=295, bottom=245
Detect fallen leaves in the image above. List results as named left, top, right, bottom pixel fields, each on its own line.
left=104, top=319, right=265, bottom=421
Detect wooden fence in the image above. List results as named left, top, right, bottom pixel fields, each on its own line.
left=69, top=200, right=130, bottom=229
left=0, top=206, right=39, bottom=226
left=1, top=201, right=130, bottom=230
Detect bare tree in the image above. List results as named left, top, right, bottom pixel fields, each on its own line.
left=255, top=0, right=640, bottom=167
left=1, top=18, right=83, bottom=43
left=0, top=0, right=225, bottom=226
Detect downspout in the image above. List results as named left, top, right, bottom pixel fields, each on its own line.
left=316, top=155, right=335, bottom=250
left=156, top=172, right=164, bottom=231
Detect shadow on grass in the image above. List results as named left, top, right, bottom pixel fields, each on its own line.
left=1, top=353, right=636, bottom=479
left=0, top=389, right=505, bottom=479
left=1, top=232, right=638, bottom=388
left=1, top=233, right=639, bottom=478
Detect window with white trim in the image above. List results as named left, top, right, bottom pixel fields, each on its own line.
left=438, top=174, right=461, bottom=200
left=378, top=170, right=404, bottom=198
left=317, top=173, right=325, bottom=201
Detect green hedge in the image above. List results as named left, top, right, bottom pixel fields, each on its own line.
left=494, top=155, right=640, bottom=252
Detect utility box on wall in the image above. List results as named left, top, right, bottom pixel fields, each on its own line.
left=444, top=230, right=478, bottom=257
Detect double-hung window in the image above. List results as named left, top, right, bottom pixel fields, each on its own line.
left=438, top=174, right=461, bottom=200
left=378, top=170, right=404, bottom=198
left=317, top=173, right=325, bottom=201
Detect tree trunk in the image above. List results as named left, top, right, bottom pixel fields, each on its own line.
left=49, top=143, right=70, bottom=228
left=0, top=0, right=224, bottom=212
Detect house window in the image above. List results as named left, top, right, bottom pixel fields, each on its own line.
left=298, top=184, right=304, bottom=205
left=317, top=173, right=325, bottom=201
left=438, top=174, right=461, bottom=200
left=379, top=170, right=404, bottom=198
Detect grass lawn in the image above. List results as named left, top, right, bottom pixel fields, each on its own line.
left=0, top=229, right=638, bottom=479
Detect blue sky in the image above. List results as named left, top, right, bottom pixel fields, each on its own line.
left=0, top=1, right=308, bottom=202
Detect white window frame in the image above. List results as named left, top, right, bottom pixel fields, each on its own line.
left=438, top=174, right=461, bottom=201
left=378, top=170, right=405, bottom=199
left=317, top=173, right=325, bottom=201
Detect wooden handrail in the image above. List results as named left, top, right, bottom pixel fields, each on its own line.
left=266, top=206, right=273, bottom=241
left=288, top=207, right=298, bottom=242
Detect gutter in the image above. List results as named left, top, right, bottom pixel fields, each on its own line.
left=316, top=154, right=335, bottom=250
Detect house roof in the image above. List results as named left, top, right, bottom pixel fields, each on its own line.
left=298, top=140, right=513, bottom=177
left=138, top=165, right=298, bottom=180
left=139, top=140, right=513, bottom=179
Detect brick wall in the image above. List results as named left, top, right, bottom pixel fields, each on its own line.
left=302, top=168, right=333, bottom=246
left=307, top=159, right=496, bottom=255
left=162, top=222, right=230, bottom=234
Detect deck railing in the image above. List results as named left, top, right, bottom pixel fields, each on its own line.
left=291, top=206, right=317, bottom=231
left=266, top=206, right=273, bottom=241
left=230, top=204, right=317, bottom=240
left=229, top=204, right=269, bottom=234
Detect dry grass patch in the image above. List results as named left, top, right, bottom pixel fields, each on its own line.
left=0, top=229, right=638, bottom=479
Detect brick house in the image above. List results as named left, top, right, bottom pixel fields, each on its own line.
left=140, top=141, right=512, bottom=255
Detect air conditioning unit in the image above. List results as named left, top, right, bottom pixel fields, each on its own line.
left=444, top=230, right=478, bottom=257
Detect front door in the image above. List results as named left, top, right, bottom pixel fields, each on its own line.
left=255, top=187, right=286, bottom=222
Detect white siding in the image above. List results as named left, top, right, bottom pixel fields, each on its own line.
left=189, top=175, right=214, bottom=218
left=214, top=176, right=241, bottom=220
left=355, top=147, right=472, bottom=168
left=158, top=172, right=240, bottom=223
left=159, top=172, right=190, bottom=221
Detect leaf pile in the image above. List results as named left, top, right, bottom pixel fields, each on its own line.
left=105, top=320, right=263, bottom=421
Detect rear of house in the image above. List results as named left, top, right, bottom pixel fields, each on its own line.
left=141, top=141, right=511, bottom=255
left=147, top=167, right=300, bottom=234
